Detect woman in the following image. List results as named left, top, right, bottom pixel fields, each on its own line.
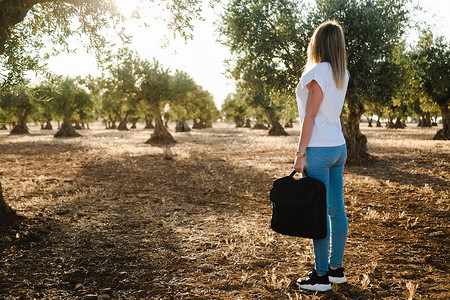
left=294, top=20, right=349, bottom=292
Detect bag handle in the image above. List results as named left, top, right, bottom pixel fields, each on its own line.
left=290, top=170, right=309, bottom=177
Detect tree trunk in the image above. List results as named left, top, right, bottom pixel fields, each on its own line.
left=253, top=123, right=268, bottom=130
left=386, top=114, right=395, bottom=128
left=244, top=119, right=251, bottom=128
left=144, top=115, right=155, bottom=129
left=175, top=118, right=191, bottom=132
left=74, top=120, right=82, bottom=130
left=108, top=115, right=117, bottom=129
left=10, top=123, right=29, bottom=135
left=0, top=181, right=17, bottom=227
left=164, top=117, right=169, bottom=128
left=54, top=117, right=81, bottom=138
left=44, top=117, right=53, bottom=130
left=192, top=118, right=210, bottom=129
left=117, top=112, right=129, bottom=131
left=0, top=123, right=7, bottom=130
left=234, top=116, right=244, bottom=128
left=193, top=119, right=200, bottom=129
left=146, top=113, right=176, bottom=145
left=130, top=118, right=138, bottom=129
left=433, top=102, right=450, bottom=140
left=284, top=119, right=293, bottom=128
left=117, top=120, right=128, bottom=130
left=267, top=114, right=288, bottom=136
left=10, top=111, right=29, bottom=135
left=393, top=117, right=405, bottom=129
left=419, top=112, right=432, bottom=127
left=376, top=116, right=382, bottom=127
left=431, top=116, right=438, bottom=126
left=117, top=119, right=128, bottom=131
left=367, top=116, right=373, bottom=127
left=343, top=103, right=371, bottom=163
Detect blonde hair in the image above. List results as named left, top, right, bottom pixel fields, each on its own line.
left=305, top=20, right=347, bottom=89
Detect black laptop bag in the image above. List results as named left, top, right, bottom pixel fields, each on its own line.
left=270, top=170, right=327, bottom=239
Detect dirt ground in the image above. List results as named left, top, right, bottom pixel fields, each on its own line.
left=0, top=122, right=448, bottom=299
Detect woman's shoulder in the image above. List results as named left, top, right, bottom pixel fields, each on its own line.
left=304, top=62, right=330, bottom=73
left=316, top=62, right=332, bottom=73
left=306, top=62, right=332, bottom=79
left=299, top=63, right=330, bottom=91
left=317, top=61, right=331, bottom=68
left=302, top=63, right=328, bottom=79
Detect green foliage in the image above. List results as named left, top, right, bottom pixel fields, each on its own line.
left=100, top=48, right=142, bottom=127
left=0, top=107, right=6, bottom=125
left=311, top=0, right=410, bottom=110
left=412, top=34, right=450, bottom=109
left=220, top=0, right=307, bottom=92
left=219, top=0, right=307, bottom=126
left=32, top=81, right=58, bottom=127
left=411, top=33, right=450, bottom=138
left=221, top=91, right=248, bottom=126
left=0, top=0, right=213, bottom=90
left=138, top=59, right=172, bottom=113
left=50, top=76, right=94, bottom=123
left=190, top=88, right=219, bottom=127
left=0, top=86, right=34, bottom=124
left=168, top=70, right=199, bottom=121
left=364, top=42, right=411, bottom=123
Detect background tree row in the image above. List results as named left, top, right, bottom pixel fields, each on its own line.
left=219, top=0, right=450, bottom=163
left=0, top=48, right=219, bottom=145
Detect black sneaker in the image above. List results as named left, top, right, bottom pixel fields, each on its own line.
left=327, top=267, right=347, bottom=284
left=296, top=269, right=331, bottom=292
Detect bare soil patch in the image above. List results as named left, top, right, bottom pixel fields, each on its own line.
left=0, top=123, right=448, bottom=299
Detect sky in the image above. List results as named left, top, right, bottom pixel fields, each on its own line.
left=46, top=0, right=450, bottom=107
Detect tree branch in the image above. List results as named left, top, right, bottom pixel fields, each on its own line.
left=264, top=17, right=296, bottom=75
left=0, top=0, right=92, bottom=53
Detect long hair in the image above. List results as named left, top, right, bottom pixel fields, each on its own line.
left=305, top=20, right=347, bottom=89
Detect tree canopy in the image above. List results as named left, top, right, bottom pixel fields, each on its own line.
left=219, top=0, right=308, bottom=136
left=0, top=0, right=211, bottom=90
left=412, top=33, right=450, bottom=139
left=220, top=0, right=415, bottom=160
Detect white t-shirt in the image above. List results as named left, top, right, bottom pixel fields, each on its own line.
left=296, top=62, right=349, bottom=147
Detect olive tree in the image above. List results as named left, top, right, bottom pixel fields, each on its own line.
left=191, top=88, right=219, bottom=129
left=0, top=86, right=34, bottom=135
left=52, top=77, right=93, bottom=137
left=310, top=0, right=410, bottom=161
left=169, top=70, right=198, bottom=132
left=219, top=0, right=308, bottom=136
left=138, top=60, right=176, bottom=144
left=412, top=34, right=450, bottom=140
left=100, top=48, right=142, bottom=131
left=221, top=91, right=249, bottom=128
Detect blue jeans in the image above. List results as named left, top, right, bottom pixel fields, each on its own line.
left=305, top=144, right=347, bottom=275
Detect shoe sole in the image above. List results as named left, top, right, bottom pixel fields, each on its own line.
left=296, top=282, right=331, bottom=292
left=329, top=276, right=347, bottom=284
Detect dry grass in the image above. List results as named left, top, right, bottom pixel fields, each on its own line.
left=0, top=122, right=448, bottom=299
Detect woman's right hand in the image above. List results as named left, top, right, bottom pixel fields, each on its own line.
left=293, top=156, right=306, bottom=173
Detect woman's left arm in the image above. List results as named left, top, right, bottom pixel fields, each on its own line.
left=293, top=80, right=323, bottom=173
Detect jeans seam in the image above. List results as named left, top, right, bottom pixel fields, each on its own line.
left=329, top=184, right=343, bottom=267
